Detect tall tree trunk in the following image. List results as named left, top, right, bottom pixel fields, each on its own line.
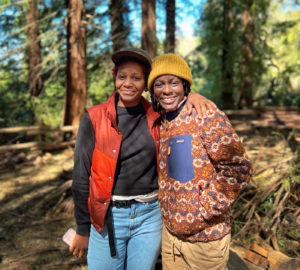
left=165, top=0, right=175, bottom=53
left=238, top=0, right=254, bottom=108
left=26, top=0, right=43, bottom=97
left=221, top=0, right=234, bottom=109
left=109, top=0, right=128, bottom=52
left=141, top=0, right=157, bottom=58
left=64, top=0, right=87, bottom=131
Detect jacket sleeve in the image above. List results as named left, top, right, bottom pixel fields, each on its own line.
left=72, top=112, right=94, bottom=235
left=197, top=109, right=252, bottom=221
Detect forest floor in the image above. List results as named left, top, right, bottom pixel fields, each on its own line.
left=0, top=111, right=299, bottom=270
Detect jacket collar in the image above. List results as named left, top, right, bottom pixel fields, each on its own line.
left=165, top=99, right=187, bottom=122
left=141, top=95, right=160, bottom=124
left=106, top=91, right=118, bottom=129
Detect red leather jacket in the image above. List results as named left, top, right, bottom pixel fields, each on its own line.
left=87, top=91, right=160, bottom=234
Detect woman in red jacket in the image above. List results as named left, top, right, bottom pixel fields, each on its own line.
left=70, top=48, right=215, bottom=270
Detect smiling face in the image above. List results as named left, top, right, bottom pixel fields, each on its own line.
left=115, top=61, right=146, bottom=107
left=153, top=75, right=185, bottom=112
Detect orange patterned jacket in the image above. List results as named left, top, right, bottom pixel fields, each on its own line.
left=158, top=103, right=252, bottom=242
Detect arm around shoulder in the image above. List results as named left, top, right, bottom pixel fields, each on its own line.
left=186, top=92, right=217, bottom=117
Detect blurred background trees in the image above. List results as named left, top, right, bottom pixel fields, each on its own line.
left=0, top=0, right=299, bottom=129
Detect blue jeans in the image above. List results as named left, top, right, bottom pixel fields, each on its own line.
left=87, top=199, right=162, bottom=270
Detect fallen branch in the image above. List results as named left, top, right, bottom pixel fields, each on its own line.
left=252, top=140, right=266, bottom=171
left=233, top=168, right=288, bottom=219
left=266, top=184, right=285, bottom=219
left=294, top=208, right=300, bottom=217
left=31, top=216, right=73, bottom=226
left=0, top=125, right=78, bottom=134
left=270, top=184, right=293, bottom=232
left=273, top=185, right=285, bottom=211
left=33, top=180, right=72, bottom=211
left=254, top=212, right=268, bottom=238
left=271, top=235, right=280, bottom=251
left=0, top=140, right=75, bottom=152
left=233, top=204, right=256, bottom=239
left=254, top=156, right=295, bottom=176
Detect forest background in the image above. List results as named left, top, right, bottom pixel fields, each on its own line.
left=1, top=0, right=300, bottom=128
left=0, top=0, right=299, bottom=269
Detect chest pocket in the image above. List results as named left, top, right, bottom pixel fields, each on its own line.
left=167, top=134, right=195, bottom=183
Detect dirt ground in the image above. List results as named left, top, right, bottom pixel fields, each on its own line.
left=0, top=149, right=82, bottom=270
left=0, top=120, right=299, bottom=270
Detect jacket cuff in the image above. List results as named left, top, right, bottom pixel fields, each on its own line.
left=76, top=223, right=91, bottom=235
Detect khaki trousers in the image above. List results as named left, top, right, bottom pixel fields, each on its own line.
left=161, top=225, right=230, bottom=270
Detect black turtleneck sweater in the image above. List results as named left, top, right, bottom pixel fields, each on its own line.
left=113, top=103, right=158, bottom=195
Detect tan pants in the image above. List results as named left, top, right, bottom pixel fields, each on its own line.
left=161, top=225, right=230, bottom=270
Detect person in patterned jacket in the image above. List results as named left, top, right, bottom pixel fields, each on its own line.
left=147, top=53, right=252, bottom=270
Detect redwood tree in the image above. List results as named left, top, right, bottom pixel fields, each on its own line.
left=26, top=0, right=43, bottom=97
left=141, top=0, right=157, bottom=58
left=221, top=0, right=234, bottom=109
left=64, top=0, right=87, bottom=130
left=238, top=0, right=254, bottom=108
left=109, top=0, right=128, bottom=52
left=165, top=0, right=175, bottom=53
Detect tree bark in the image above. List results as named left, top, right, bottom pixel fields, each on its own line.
left=141, top=0, right=157, bottom=58
left=165, top=0, right=175, bottom=53
left=238, top=0, right=254, bottom=108
left=109, top=0, right=128, bottom=52
left=221, top=0, right=234, bottom=109
left=26, top=0, right=43, bottom=97
left=64, top=0, right=87, bottom=131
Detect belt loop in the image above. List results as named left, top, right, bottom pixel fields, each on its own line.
left=106, top=207, right=116, bottom=257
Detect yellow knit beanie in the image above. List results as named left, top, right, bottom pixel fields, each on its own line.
left=147, top=53, right=192, bottom=90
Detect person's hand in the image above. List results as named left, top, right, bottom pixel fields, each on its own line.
left=69, top=233, right=89, bottom=259
left=187, top=92, right=217, bottom=117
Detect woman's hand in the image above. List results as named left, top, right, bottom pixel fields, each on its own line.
left=69, top=233, right=89, bottom=258
left=187, top=92, right=217, bottom=117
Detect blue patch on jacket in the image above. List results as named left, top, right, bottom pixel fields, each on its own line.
left=167, top=134, right=195, bottom=183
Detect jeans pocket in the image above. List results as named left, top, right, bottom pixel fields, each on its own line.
left=145, top=199, right=159, bottom=209
left=167, top=134, right=195, bottom=183
left=203, top=234, right=230, bottom=260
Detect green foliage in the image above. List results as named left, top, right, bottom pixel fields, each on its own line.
left=193, top=0, right=300, bottom=108
left=88, top=65, right=115, bottom=106
left=194, top=0, right=224, bottom=106
left=252, top=2, right=300, bottom=107
left=231, top=218, right=244, bottom=236
left=260, top=193, right=275, bottom=214
left=33, top=79, right=65, bottom=127
left=0, top=69, right=32, bottom=126
left=0, top=67, right=66, bottom=128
